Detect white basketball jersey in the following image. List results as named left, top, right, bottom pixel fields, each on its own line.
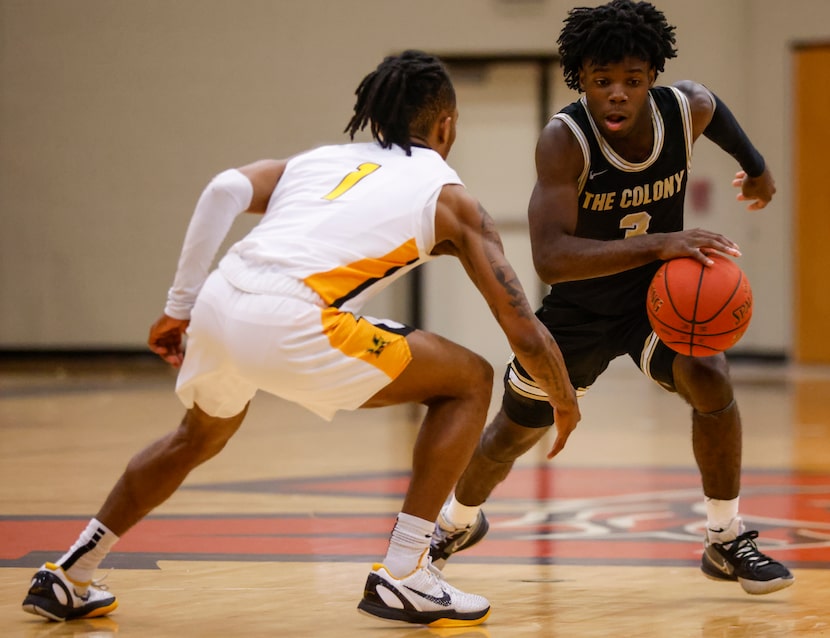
left=219, top=142, right=463, bottom=313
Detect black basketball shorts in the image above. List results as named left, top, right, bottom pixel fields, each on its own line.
left=502, top=298, right=679, bottom=428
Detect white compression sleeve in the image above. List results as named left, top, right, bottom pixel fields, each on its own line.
left=164, top=168, right=254, bottom=320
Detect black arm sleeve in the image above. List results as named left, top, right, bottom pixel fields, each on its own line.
left=702, top=94, right=766, bottom=178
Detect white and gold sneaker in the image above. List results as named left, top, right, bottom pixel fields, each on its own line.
left=22, top=562, right=117, bottom=621
left=357, top=552, right=490, bottom=627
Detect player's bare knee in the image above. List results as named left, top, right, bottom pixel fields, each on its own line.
left=471, top=442, right=517, bottom=484
left=478, top=358, right=495, bottom=396
left=176, top=407, right=245, bottom=464
left=674, top=354, right=733, bottom=412
left=480, top=412, right=547, bottom=463
left=479, top=430, right=521, bottom=464
left=462, top=352, right=493, bottom=403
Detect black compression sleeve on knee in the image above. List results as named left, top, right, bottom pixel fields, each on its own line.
left=703, top=93, right=766, bottom=177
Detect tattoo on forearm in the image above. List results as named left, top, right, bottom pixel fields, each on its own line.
left=532, top=336, right=572, bottom=405
left=477, top=203, right=533, bottom=320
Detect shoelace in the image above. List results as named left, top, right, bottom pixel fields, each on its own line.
left=58, top=566, right=111, bottom=600
left=729, top=531, right=771, bottom=567
left=435, top=520, right=472, bottom=544
left=441, top=529, right=467, bottom=544
left=426, top=558, right=446, bottom=580
left=73, top=571, right=111, bottom=602
left=420, top=557, right=459, bottom=593
left=90, top=570, right=112, bottom=591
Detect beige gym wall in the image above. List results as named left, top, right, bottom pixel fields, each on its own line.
left=1, top=0, right=827, bottom=355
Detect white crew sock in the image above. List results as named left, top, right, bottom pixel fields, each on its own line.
left=442, top=494, right=480, bottom=530
left=705, top=496, right=740, bottom=542
left=382, top=513, right=434, bottom=578
left=56, top=518, right=119, bottom=593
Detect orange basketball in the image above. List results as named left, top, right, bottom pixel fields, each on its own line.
left=646, top=254, right=752, bottom=357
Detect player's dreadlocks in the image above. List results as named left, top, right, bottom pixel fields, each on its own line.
left=558, top=0, right=678, bottom=92
left=344, top=50, right=455, bottom=155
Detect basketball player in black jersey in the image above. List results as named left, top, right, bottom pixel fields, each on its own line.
left=430, top=0, right=794, bottom=595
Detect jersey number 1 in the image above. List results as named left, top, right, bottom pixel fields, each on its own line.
left=323, top=162, right=381, bottom=201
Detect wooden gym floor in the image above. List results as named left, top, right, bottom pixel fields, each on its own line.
left=1, top=353, right=829, bottom=637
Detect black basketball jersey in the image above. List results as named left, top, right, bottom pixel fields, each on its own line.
left=544, top=86, right=693, bottom=315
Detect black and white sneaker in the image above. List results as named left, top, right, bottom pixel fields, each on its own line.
left=701, top=518, right=795, bottom=595
left=429, top=510, right=490, bottom=570
left=22, top=562, right=118, bottom=621
left=357, top=552, right=490, bottom=627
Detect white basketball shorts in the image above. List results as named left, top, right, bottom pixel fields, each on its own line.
left=175, top=271, right=413, bottom=420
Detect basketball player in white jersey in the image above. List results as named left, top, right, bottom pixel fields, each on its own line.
left=22, top=50, right=580, bottom=628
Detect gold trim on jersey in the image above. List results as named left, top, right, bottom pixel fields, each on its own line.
left=667, top=86, right=694, bottom=171
left=320, top=306, right=412, bottom=379
left=578, top=94, right=665, bottom=172
left=555, top=88, right=694, bottom=190
left=303, top=238, right=420, bottom=307
left=551, top=113, right=591, bottom=194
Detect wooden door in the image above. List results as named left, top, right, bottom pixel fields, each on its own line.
left=793, top=44, right=830, bottom=363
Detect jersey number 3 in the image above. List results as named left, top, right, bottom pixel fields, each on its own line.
left=620, top=211, right=652, bottom=238
left=323, top=162, right=381, bottom=201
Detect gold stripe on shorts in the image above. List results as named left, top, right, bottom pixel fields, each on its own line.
left=506, top=357, right=549, bottom=401
left=320, top=307, right=412, bottom=379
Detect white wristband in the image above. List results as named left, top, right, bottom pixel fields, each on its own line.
left=164, top=168, right=254, bottom=319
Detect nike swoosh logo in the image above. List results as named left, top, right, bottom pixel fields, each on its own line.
left=589, top=169, right=608, bottom=180
left=404, top=585, right=452, bottom=607
left=707, top=550, right=733, bottom=575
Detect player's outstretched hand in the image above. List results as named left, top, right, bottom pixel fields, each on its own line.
left=547, top=403, right=581, bottom=459
left=148, top=314, right=189, bottom=368
left=733, top=168, right=776, bottom=211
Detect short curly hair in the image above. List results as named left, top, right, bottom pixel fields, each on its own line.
left=557, top=0, right=678, bottom=91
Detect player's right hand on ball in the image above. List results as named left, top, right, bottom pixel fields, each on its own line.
left=658, top=228, right=741, bottom=266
